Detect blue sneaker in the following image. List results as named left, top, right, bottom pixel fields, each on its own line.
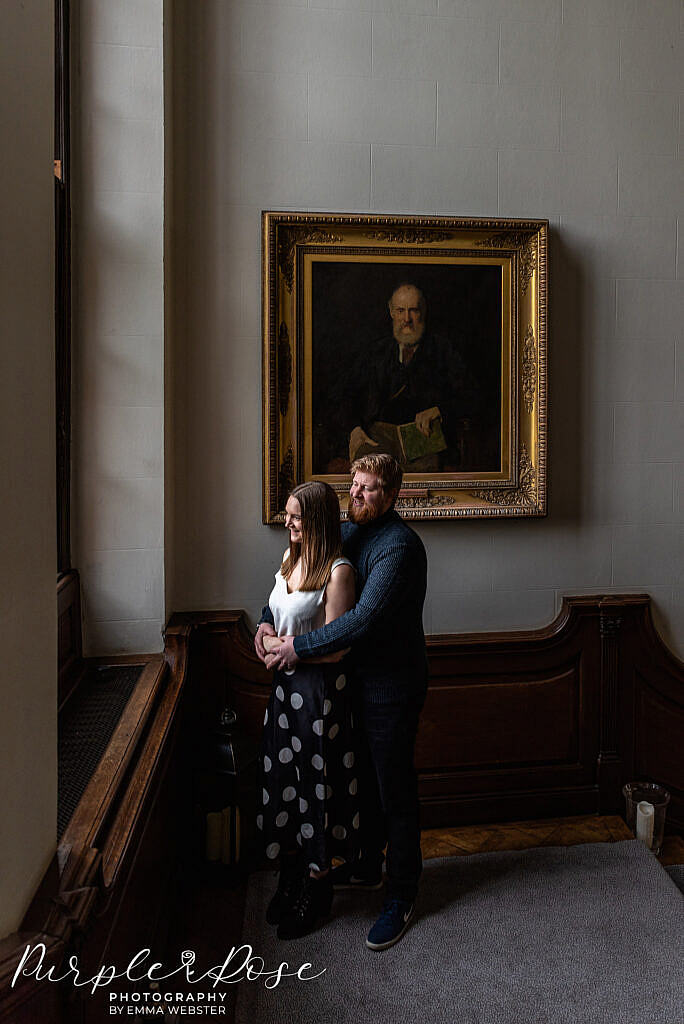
left=366, top=898, right=415, bottom=950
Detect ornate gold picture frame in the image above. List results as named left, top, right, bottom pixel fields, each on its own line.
left=262, top=212, right=547, bottom=523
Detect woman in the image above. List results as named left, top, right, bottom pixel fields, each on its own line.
left=259, top=480, right=358, bottom=940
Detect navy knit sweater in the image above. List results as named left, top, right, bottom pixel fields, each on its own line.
left=261, top=509, right=428, bottom=697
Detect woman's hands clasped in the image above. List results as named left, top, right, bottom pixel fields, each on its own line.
left=254, top=622, right=276, bottom=661
left=254, top=624, right=300, bottom=670
left=255, top=625, right=349, bottom=671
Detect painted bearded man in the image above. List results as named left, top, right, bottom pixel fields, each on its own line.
left=348, top=283, right=475, bottom=472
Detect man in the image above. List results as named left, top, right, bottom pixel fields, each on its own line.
left=348, top=283, right=475, bottom=472
left=255, top=453, right=428, bottom=951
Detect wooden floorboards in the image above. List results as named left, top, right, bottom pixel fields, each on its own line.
left=421, top=815, right=684, bottom=866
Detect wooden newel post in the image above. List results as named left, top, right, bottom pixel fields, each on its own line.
left=597, top=609, right=624, bottom=814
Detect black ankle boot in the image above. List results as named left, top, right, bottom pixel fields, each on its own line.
left=266, top=855, right=302, bottom=926
left=277, top=873, right=333, bottom=940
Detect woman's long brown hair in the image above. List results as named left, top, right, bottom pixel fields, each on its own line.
left=281, top=481, right=342, bottom=591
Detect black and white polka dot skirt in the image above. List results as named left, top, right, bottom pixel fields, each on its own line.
left=258, top=662, right=359, bottom=872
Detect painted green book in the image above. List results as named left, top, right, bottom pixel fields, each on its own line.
left=399, top=419, right=447, bottom=462
left=364, top=419, right=447, bottom=463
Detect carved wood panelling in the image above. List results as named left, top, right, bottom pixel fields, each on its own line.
left=6, top=597, right=680, bottom=1021
left=416, top=668, right=580, bottom=769
left=634, top=678, right=684, bottom=803
left=167, top=595, right=683, bottom=833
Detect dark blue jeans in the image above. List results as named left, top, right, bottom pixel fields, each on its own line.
left=353, top=686, right=426, bottom=902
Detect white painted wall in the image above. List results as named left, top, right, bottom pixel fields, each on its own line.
left=72, top=0, right=166, bottom=655
left=0, top=0, right=56, bottom=938
left=170, top=0, right=683, bottom=656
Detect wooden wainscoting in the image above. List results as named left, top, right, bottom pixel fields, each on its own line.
left=3, top=595, right=680, bottom=1022
left=167, top=594, right=684, bottom=836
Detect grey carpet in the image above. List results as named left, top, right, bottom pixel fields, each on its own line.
left=235, top=840, right=683, bottom=1024
left=667, top=864, right=684, bottom=894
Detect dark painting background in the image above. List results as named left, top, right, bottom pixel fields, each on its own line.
left=310, top=260, right=503, bottom=474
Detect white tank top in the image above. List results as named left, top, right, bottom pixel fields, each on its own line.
left=268, top=556, right=353, bottom=637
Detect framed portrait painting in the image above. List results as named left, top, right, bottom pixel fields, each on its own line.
left=262, top=212, right=547, bottom=522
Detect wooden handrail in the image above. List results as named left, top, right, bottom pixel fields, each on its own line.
left=0, top=627, right=191, bottom=1024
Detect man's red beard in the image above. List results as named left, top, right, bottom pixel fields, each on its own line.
left=348, top=500, right=384, bottom=525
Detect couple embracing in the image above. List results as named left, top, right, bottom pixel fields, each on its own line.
left=254, top=453, right=428, bottom=951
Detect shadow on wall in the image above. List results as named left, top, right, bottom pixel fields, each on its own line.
left=547, top=227, right=584, bottom=525
left=171, top=0, right=242, bottom=608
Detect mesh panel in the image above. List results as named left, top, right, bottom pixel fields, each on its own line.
left=58, top=665, right=143, bottom=838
